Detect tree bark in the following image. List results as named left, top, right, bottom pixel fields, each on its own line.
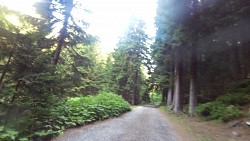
left=51, top=0, right=73, bottom=65
left=167, top=88, right=173, bottom=105
left=169, top=92, right=175, bottom=111
left=162, top=87, right=168, bottom=103
left=174, top=48, right=183, bottom=114
left=188, top=0, right=199, bottom=117
left=189, top=44, right=198, bottom=117
left=167, top=54, right=175, bottom=106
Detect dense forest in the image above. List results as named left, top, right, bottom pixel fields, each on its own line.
left=153, top=0, right=250, bottom=118
left=0, top=0, right=250, bottom=140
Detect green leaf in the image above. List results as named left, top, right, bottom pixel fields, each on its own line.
left=0, top=126, right=4, bottom=132
left=19, top=137, right=29, bottom=141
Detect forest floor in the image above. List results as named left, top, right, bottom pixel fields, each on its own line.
left=159, top=106, right=250, bottom=141
left=52, top=106, right=180, bottom=141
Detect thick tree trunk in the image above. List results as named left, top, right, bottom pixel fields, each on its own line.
left=169, top=92, right=175, bottom=111
left=167, top=55, right=175, bottom=106
left=188, top=0, right=199, bottom=117
left=189, top=44, right=198, bottom=117
left=130, top=67, right=140, bottom=105
left=51, top=0, right=73, bottom=65
left=167, top=88, right=173, bottom=106
left=174, top=49, right=183, bottom=113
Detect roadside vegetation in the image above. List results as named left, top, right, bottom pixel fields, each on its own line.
left=158, top=78, right=250, bottom=140
left=0, top=92, right=130, bottom=141
left=196, top=79, right=250, bottom=122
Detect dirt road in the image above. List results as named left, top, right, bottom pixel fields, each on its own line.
left=53, top=106, right=178, bottom=141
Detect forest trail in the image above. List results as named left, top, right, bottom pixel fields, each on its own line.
left=53, top=106, right=179, bottom=141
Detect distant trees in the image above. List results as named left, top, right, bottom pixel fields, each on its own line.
left=106, top=19, right=151, bottom=105
left=153, top=0, right=250, bottom=116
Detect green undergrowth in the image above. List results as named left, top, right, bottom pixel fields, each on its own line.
left=196, top=79, right=250, bottom=122
left=196, top=101, right=242, bottom=122
left=0, top=92, right=131, bottom=141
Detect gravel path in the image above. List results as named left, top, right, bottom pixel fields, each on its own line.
left=53, top=106, right=178, bottom=141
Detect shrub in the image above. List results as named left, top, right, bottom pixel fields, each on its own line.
left=229, top=79, right=250, bottom=94
left=46, top=92, right=131, bottom=136
left=196, top=101, right=242, bottom=122
left=216, top=93, right=250, bottom=106
left=0, top=126, right=19, bottom=141
left=0, top=92, right=130, bottom=140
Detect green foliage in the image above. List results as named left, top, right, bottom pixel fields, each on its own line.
left=0, top=92, right=130, bottom=140
left=0, top=126, right=19, bottom=141
left=196, top=101, right=242, bottom=122
left=55, top=92, right=131, bottom=124
left=41, top=92, right=130, bottom=139
left=150, top=92, right=162, bottom=105
left=0, top=126, right=29, bottom=141
left=196, top=79, right=250, bottom=122
left=216, top=93, right=250, bottom=106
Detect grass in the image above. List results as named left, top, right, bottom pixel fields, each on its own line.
left=159, top=106, right=216, bottom=141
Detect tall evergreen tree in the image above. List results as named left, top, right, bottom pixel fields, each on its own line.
left=109, top=19, right=150, bottom=104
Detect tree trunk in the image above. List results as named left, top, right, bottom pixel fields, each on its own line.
left=167, top=88, right=173, bottom=106
left=230, top=44, right=241, bottom=81
left=167, top=54, right=175, bottom=106
left=0, top=53, right=12, bottom=84
left=239, top=43, right=249, bottom=79
left=169, top=90, right=175, bottom=111
left=133, top=68, right=140, bottom=105
left=174, top=48, right=183, bottom=113
left=189, top=44, right=198, bottom=117
left=51, top=0, right=73, bottom=65
left=162, top=87, right=168, bottom=103
left=188, top=0, right=199, bottom=117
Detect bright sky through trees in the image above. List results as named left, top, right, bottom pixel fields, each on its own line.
left=0, top=0, right=157, bottom=53
left=84, top=0, right=157, bottom=53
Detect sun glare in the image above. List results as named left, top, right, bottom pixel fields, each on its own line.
left=83, top=0, right=157, bottom=53
left=0, top=0, right=40, bottom=17
left=0, top=0, right=157, bottom=54
left=5, top=15, right=20, bottom=26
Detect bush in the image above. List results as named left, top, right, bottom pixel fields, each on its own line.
left=229, top=79, right=250, bottom=94
left=0, top=92, right=131, bottom=140
left=46, top=92, right=131, bottom=137
left=196, top=101, right=242, bottom=122
left=216, top=93, right=250, bottom=106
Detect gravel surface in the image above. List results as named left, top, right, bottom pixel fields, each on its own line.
left=53, top=106, right=177, bottom=141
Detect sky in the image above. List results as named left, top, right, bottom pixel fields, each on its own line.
left=83, top=0, right=157, bottom=53
left=0, top=0, right=157, bottom=54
